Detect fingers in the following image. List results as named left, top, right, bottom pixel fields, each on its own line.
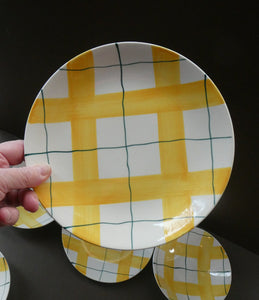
left=0, top=140, right=48, bottom=226
left=2, top=190, right=20, bottom=207
left=0, top=207, right=19, bottom=226
left=4, top=189, right=39, bottom=212
left=0, top=140, right=24, bottom=166
left=0, top=189, right=39, bottom=226
left=19, top=189, right=39, bottom=212
left=0, top=153, right=9, bottom=168
left=0, top=164, right=51, bottom=201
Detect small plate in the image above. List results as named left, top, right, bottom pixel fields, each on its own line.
left=24, top=42, right=234, bottom=250
left=61, top=228, right=153, bottom=283
left=13, top=203, right=53, bottom=229
left=152, top=227, right=231, bottom=300
left=0, top=251, right=10, bottom=300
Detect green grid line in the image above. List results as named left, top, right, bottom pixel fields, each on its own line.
left=24, top=136, right=233, bottom=157
left=204, top=75, right=216, bottom=205
left=188, top=230, right=212, bottom=238
left=72, top=261, right=138, bottom=278
left=41, top=90, right=53, bottom=215
left=64, top=215, right=205, bottom=230
left=185, top=232, right=190, bottom=300
left=153, top=262, right=231, bottom=274
left=98, top=249, right=108, bottom=281
left=60, top=58, right=186, bottom=72
left=116, top=42, right=134, bottom=250
left=0, top=282, right=10, bottom=288
left=154, top=248, right=175, bottom=300
left=139, top=249, right=145, bottom=269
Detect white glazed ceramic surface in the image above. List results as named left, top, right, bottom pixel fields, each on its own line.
left=152, top=227, right=231, bottom=300
left=0, top=251, right=10, bottom=300
left=24, top=42, right=234, bottom=250
left=61, top=228, right=153, bottom=283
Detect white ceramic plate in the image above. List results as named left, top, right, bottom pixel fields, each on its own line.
left=152, top=227, right=231, bottom=300
left=0, top=251, right=10, bottom=300
left=13, top=203, right=53, bottom=229
left=61, top=228, right=153, bottom=283
left=24, top=42, right=234, bottom=250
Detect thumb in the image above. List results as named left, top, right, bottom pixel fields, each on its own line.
left=0, top=164, right=51, bottom=200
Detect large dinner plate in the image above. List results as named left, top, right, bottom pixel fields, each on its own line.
left=24, top=42, right=234, bottom=250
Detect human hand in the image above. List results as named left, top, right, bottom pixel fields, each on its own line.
left=0, top=140, right=51, bottom=226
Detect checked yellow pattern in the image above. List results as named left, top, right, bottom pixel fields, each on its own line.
left=153, top=228, right=231, bottom=300
left=13, top=204, right=53, bottom=229
left=62, top=229, right=153, bottom=283
left=0, top=252, right=10, bottom=299
left=24, top=42, right=234, bottom=250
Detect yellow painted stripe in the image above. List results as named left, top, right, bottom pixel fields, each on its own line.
left=116, top=252, right=132, bottom=281
left=152, top=45, right=180, bottom=87
left=0, top=257, right=8, bottom=272
left=28, top=79, right=224, bottom=124
left=14, top=206, right=46, bottom=228
left=71, top=119, right=99, bottom=181
left=158, top=111, right=188, bottom=175
left=155, top=274, right=177, bottom=299
left=72, top=205, right=100, bottom=246
left=212, top=284, right=231, bottom=296
left=170, top=281, right=201, bottom=295
left=35, top=168, right=231, bottom=208
left=163, top=195, right=194, bottom=243
left=67, top=50, right=95, bottom=99
left=197, top=234, right=214, bottom=300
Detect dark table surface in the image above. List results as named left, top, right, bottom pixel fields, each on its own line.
left=0, top=1, right=258, bottom=299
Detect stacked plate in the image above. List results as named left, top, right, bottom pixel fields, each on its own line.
left=61, top=228, right=153, bottom=283
left=13, top=203, right=53, bottom=229
left=60, top=226, right=232, bottom=300
left=0, top=251, right=10, bottom=300
left=153, top=228, right=231, bottom=300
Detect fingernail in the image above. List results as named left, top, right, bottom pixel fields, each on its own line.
left=39, top=165, right=51, bottom=177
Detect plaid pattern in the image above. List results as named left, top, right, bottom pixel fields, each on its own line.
left=0, top=252, right=10, bottom=300
left=24, top=42, right=234, bottom=250
left=61, top=228, right=153, bottom=283
left=152, top=228, right=231, bottom=300
left=14, top=203, right=53, bottom=229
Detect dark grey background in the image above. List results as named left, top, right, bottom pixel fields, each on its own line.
left=0, top=1, right=258, bottom=299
